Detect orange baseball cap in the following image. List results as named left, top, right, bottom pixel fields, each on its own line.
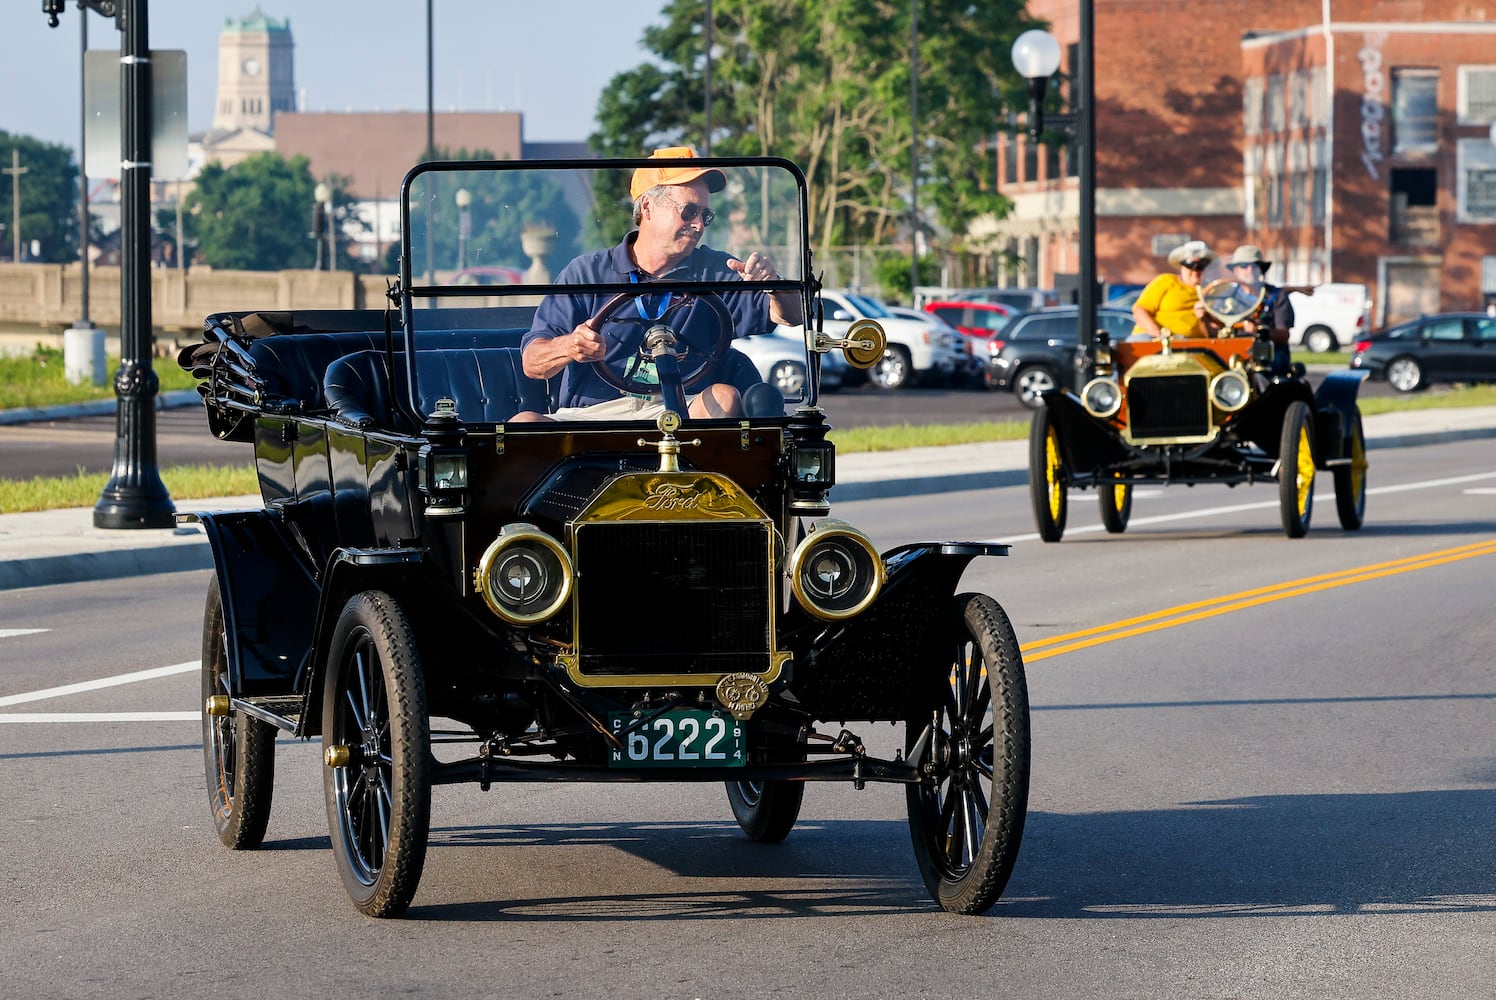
left=629, top=146, right=727, bottom=200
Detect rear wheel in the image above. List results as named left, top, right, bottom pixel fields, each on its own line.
left=1278, top=400, right=1315, bottom=538
left=323, top=591, right=431, bottom=918
left=202, top=576, right=276, bottom=850
left=1386, top=356, right=1425, bottom=392
left=767, top=360, right=806, bottom=396
left=1098, top=476, right=1132, bottom=534
left=1333, top=408, right=1368, bottom=530
left=726, top=779, right=805, bottom=843
left=868, top=345, right=912, bottom=390
left=1028, top=407, right=1068, bottom=542
left=1014, top=366, right=1058, bottom=409
left=1303, top=326, right=1338, bottom=353
left=905, top=593, right=1030, bottom=915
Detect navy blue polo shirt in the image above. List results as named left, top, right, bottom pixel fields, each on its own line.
left=523, top=232, right=773, bottom=408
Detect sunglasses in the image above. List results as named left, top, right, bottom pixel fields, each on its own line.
left=656, top=192, right=716, bottom=227
left=1182, top=260, right=1209, bottom=272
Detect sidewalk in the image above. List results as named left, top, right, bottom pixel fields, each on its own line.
left=3, top=405, right=1495, bottom=591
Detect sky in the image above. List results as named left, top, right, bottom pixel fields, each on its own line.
left=0, top=0, right=668, bottom=157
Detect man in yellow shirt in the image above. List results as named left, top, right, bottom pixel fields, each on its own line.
left=1132, top=240, right=1215, bottom=338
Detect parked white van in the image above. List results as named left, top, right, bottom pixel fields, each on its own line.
left=1288, top=283, right=1372, bottom=353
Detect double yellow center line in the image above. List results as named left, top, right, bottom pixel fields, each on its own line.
left=1021, top=540, right=1496, bottom=663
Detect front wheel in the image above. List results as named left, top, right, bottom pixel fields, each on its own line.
left=1334, top=408, right=1368, bottom=530
left=202, top=576, right=276, bottom=850
left=322, top=591, right=431, bottom=918
left=1028, top=406, right=1068, bottom=542
left=905, top=593, right=1030, bottom=915
left=1278, top=400, right=1315, bottom=538
left=1098, top=476, right=1132, bottom=534
left=725, top=779, right=805, bottom=843
left=1386, top=356, right=1425, bottom=392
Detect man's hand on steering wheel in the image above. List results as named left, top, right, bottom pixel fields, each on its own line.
left=585, top=290, right=736, bottom=400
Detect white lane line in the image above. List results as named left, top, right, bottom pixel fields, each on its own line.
left=0, top=629, right=49, bottom=639
left=991, top=469, right=1496, bottom=545
left=0, top=660, right=199, bottom=708
left=0, top=712, right=199, bottom=723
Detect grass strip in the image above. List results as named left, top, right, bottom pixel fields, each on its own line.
left=0, top=464, right=259, bottom=514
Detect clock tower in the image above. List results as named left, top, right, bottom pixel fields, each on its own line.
left=211, top=7, right=294, bottom=135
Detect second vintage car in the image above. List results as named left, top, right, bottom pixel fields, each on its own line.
left=1028, top=278, right=1369, bottom=540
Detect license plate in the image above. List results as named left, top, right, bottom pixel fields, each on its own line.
left=608, top=710, right=746, bottom=768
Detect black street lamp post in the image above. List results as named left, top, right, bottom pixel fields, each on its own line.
left=47, top=0, right=174, bottom=528
left=1012, top=6, right=1098, bottom=387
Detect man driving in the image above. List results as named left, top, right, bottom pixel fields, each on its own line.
left=515, top=147, right=803, bottom=421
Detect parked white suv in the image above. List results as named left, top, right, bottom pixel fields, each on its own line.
left=819, top=289, right=968, bottom=389
left=1288, top=283, right=1371, bottom=353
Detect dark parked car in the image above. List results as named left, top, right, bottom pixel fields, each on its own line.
left=981, top=306, right=1136, bottom=407
left=1350, top=312, right=1496, bottom=391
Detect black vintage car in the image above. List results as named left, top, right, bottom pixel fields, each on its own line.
left=1029, top=280, right=1369, bottom=540
left=178, top=156, right=1030, bottom=917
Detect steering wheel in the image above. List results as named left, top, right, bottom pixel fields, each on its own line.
left=1199, top=278, right=1266, bottom=337
left=586, top=290, right=736, bottom=399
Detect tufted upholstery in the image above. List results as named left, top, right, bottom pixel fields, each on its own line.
left=324, top=348, right=549, bottom=430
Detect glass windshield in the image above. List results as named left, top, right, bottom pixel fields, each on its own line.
left=844, top=292, right=891, bottom=318
left=402, top=158, right=807, bottom=295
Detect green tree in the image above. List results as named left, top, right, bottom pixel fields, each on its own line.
left=184, top=152, right=323, bottom=271
left=0, top=131, right=80, bottom=263
left=591, top=0, right=1037, bottom=257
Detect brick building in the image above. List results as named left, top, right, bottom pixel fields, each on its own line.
left=987, top=0, right=1496, bottom=325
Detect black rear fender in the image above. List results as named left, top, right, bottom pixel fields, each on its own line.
left=1313, top=370, right=1367, bottom=465
left=187, top=509, right=319, bottom=700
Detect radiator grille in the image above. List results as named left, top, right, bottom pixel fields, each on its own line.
left=574, top=521, right=772, bottom=676
left=1127, top=374, right=1210, bottom=438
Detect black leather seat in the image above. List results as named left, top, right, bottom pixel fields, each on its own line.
left=324, top=348, right=549, bottom=430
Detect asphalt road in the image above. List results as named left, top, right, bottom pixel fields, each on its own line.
left=2, top=441, right=1494, bottom=998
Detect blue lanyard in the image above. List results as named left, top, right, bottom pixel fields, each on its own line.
left=629, top=271, right=671, bottom=320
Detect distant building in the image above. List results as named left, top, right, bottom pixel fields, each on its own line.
left=986, top=0, right=1496, bottom=325
left=200, top=7, right=295, bottom=169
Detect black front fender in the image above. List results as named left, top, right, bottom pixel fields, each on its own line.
left=786, top=542, right=1009, bottom=722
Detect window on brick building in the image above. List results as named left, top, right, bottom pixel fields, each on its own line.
left=1390, top=167, right=1439, bottom=245
left=1310, top=67, right=1329, bottom=127
left=1289, top=71, right=1309, bottom=129
left=1457, top=66, right=1496, bottom=123
left=1288, top=140, right=1308, bottom=227
left=1005, top=114, right=1018, bottom=186
left=1046, top=139, right=1061, bottom=183
left=1457, top=138, right=1496, bottom=221
left=1150, top=233, right=1189, bottom=256
left=1311, top=136, right=1328, bottom=225
left=1392, top=69, right=1439, bottom=153
left=1266, top=74, right=1285, bottom=132
left=1023, top=134, right=1038, bottom=184
left=1265, top=142, right=1283, bottom=226
left=1244, top=77, right=1264, bottom=136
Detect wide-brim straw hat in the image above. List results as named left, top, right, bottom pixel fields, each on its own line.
left=1166, top=240, right=1217, bottom=268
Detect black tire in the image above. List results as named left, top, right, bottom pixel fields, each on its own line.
left=905, top=593, right=1030, bottom=915
left=202, top=575, right=276, bottom=850
left=1013, top=365, right=1058, bottom=409
left=1386, top=355, right=1425, bottom=392
left=725, top=779, right=805, bottom=843
left=322, top=591, right=431, bottom=918
left=1098, top=476, right=1132, bottom=534
left=868, top=345, right=912, bottom=390
left=1303, top=326, right=1338, bottom=353
left=767, top=360, right=806, bottom=397
left=1333, top=407, right=1367, bottom=531
left=1028, top=406, right=1067, bottom=542
left=1278, top=400, right=1315, bottom=538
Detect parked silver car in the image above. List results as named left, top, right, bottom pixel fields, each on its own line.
left=736, top=327, right=845, bottom=397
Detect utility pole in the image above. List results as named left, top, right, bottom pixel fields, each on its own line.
left=3, top=150, right=26, bottom=262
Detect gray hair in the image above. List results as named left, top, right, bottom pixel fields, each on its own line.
left=631, top=184, right=669, bottom=226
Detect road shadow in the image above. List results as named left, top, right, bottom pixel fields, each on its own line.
left=405, top=786, right=1496, bottom=922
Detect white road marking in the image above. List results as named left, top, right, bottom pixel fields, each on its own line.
left=0, top=629, right=49, bottom=639
left=0, top=660, right=199, bottom=708
left=994, top=470, right=1496, bottom=545
left=0, top=711, right=198, bottom=723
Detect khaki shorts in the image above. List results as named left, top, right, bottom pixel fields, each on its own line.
left=551, top=394, right=701, bottom=421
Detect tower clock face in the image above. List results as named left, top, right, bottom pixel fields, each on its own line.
left=242, top=57, right=261, bottom=76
